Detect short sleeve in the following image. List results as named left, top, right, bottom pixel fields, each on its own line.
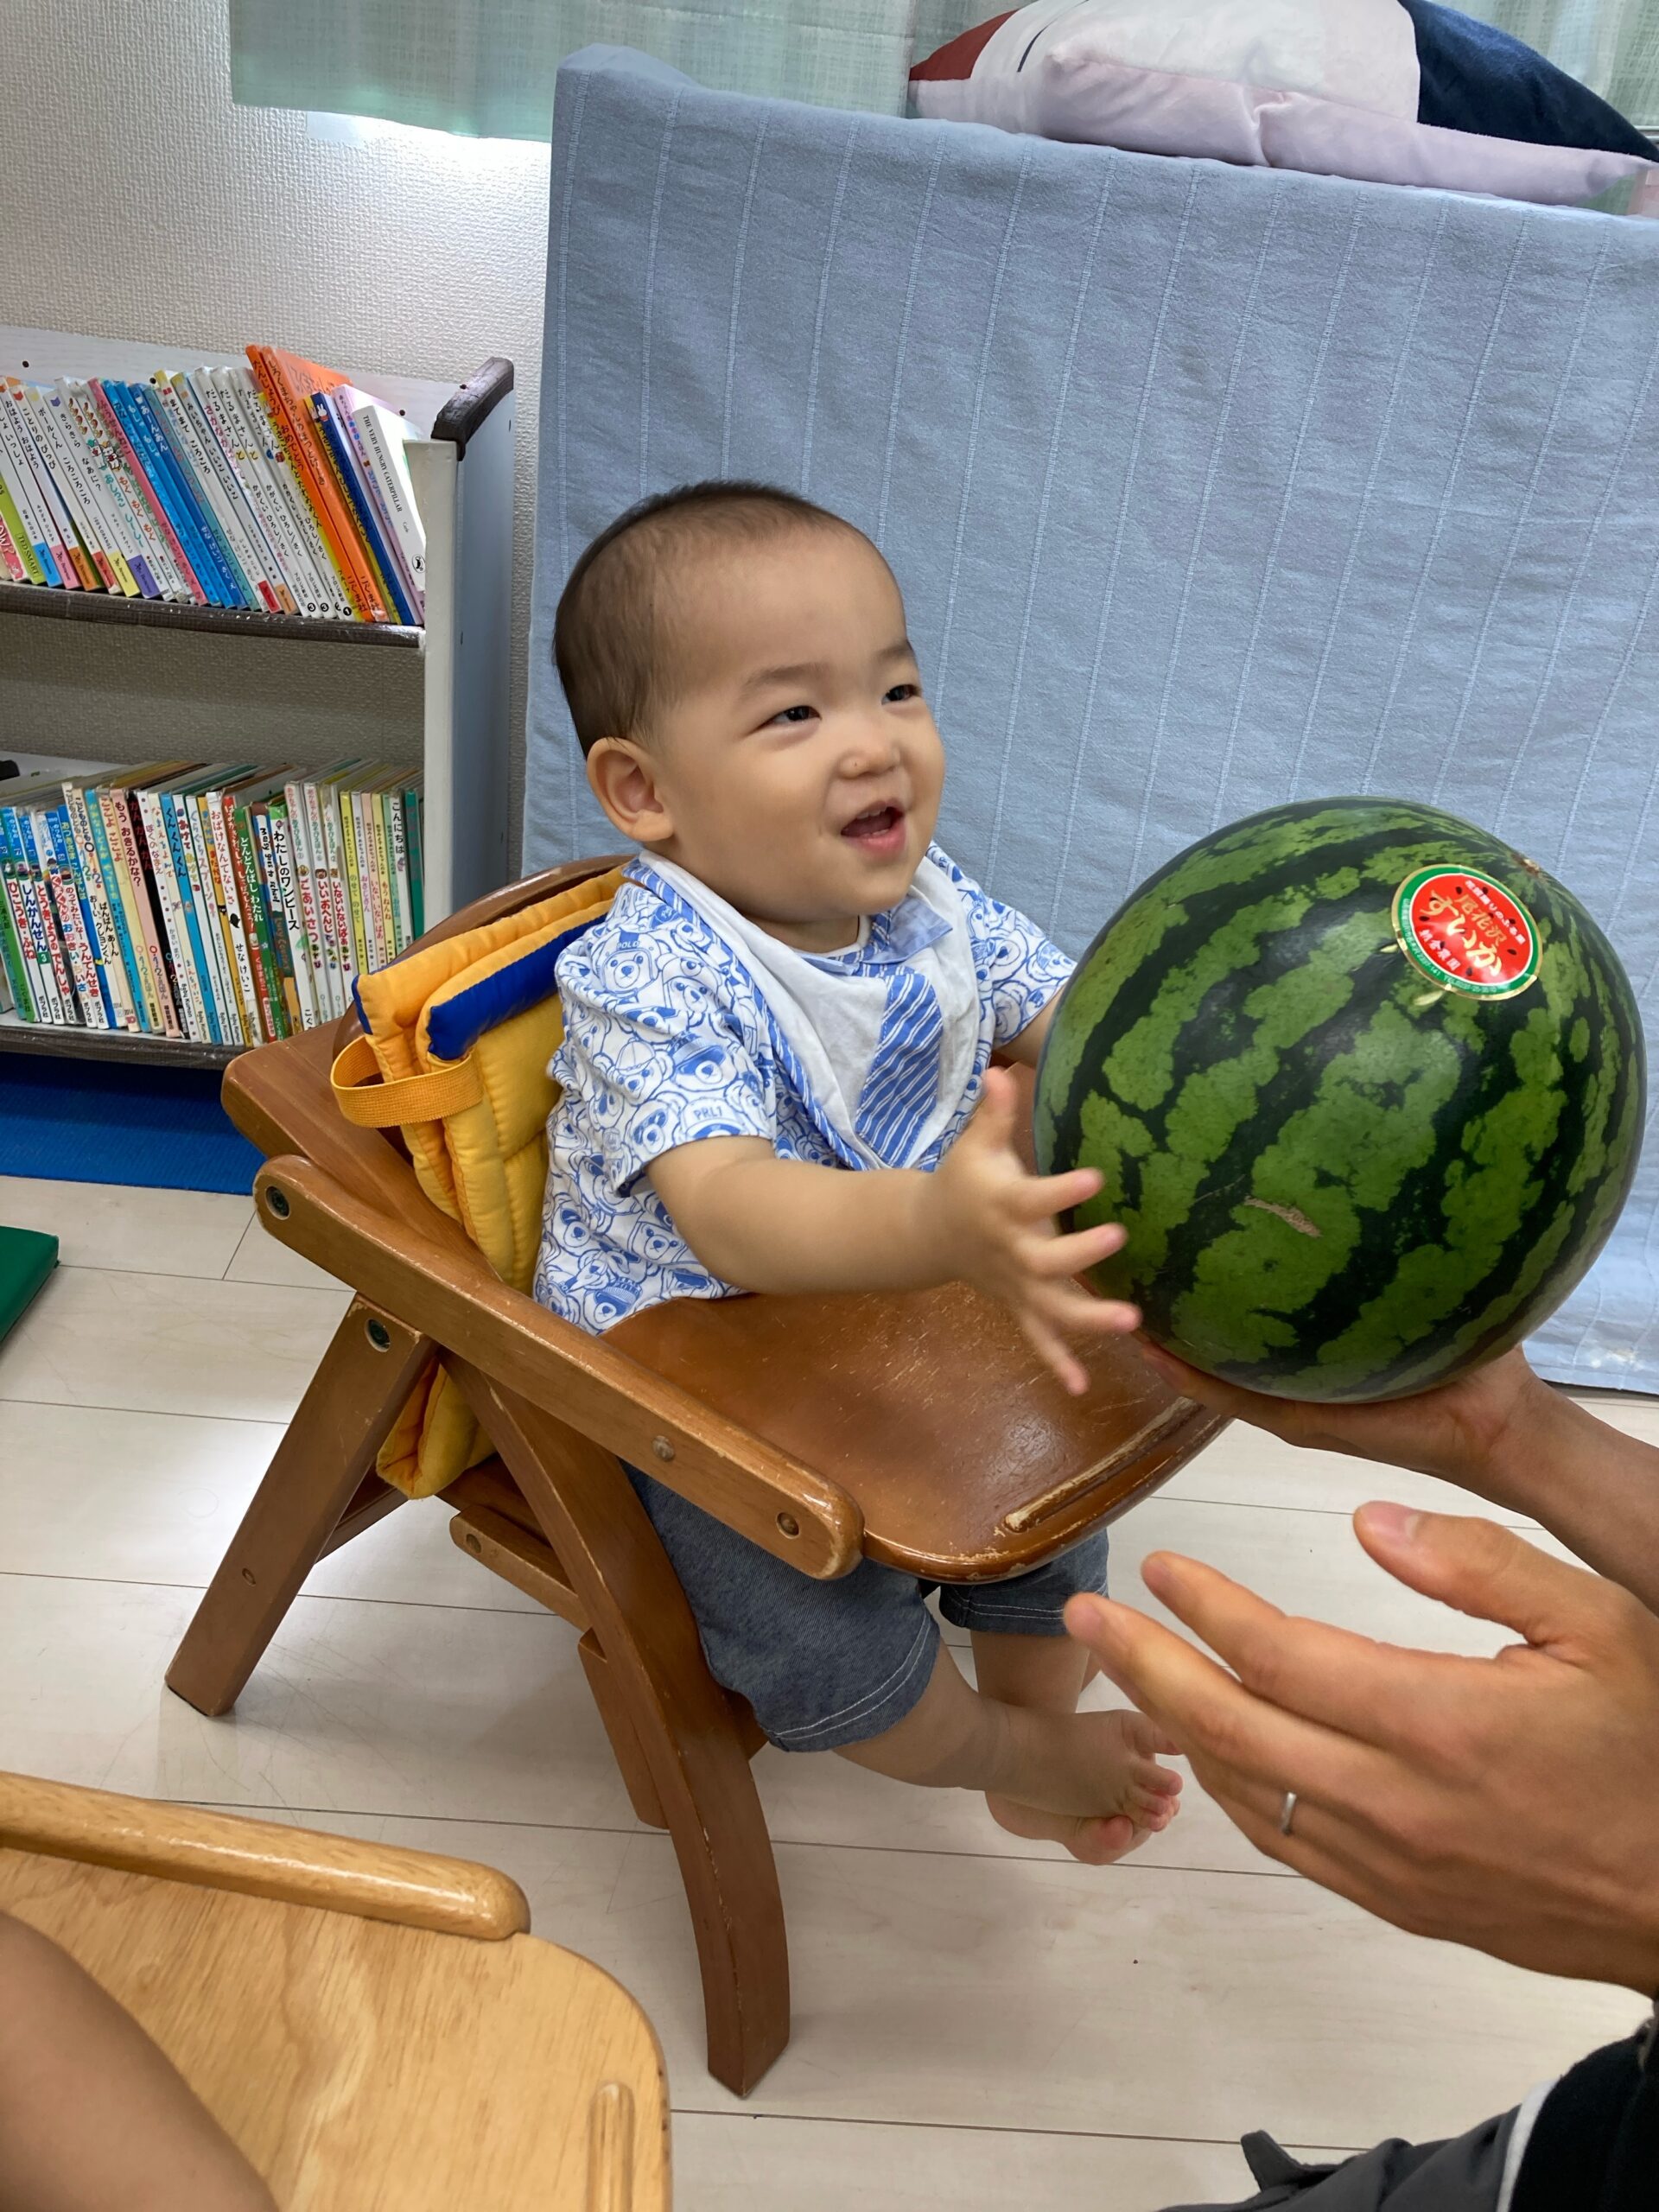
left=928, top=845, right=1074, bottom=1047
left=554, top=906, right=776, bottom=1192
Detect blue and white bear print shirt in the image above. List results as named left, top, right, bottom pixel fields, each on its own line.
left=533, top=844, right=1073, bottom=1334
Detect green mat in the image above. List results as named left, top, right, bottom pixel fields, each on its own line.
left=0, top=1224, right=58, bottom=1342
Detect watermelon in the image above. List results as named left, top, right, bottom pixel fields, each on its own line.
left=1034, top=798, right=1644, bottom=1403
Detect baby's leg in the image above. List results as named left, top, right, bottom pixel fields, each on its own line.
left=836, top=1645, right=1180, bottom=1865
left=944, top=1528, right=1179, bottom=1861
left=0, top=1911, right=276, bottom=2212
left=971, top=1628, right=1179, bottom=1861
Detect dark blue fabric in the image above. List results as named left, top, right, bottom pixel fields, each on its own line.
left=1402, top=0, right=1658, bottom=160
left=0, top=1057, right=263, bottom=1192
left=423, top=912, right=604, bottom=1063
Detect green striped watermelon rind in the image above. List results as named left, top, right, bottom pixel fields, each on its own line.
left=1034, top=798, right=1645, bottom=1404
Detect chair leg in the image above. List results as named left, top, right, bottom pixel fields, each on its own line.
left=166, top=1300, right=433, bottom=1717
left=455, top=1361, right=790, bottom=2099
left=578, top=1630, right=669, bottom=1829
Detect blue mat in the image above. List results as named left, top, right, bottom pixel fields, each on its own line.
left=0, top=1058, right=264, bottom=1193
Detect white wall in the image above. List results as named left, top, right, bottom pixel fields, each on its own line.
left=0, top=0, right=551, bottom=867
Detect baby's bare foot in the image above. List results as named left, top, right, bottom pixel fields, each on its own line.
left=987, top=1707, right=1182, bottom=1864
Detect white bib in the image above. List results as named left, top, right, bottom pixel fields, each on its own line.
left=645, top=854, right=982, bottom=1169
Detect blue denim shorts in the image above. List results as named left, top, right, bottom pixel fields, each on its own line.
left=626, top=1465, right=1110, bottom=1752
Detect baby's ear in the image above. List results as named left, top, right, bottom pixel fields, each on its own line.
left=586, top=737, right=673, bottom=844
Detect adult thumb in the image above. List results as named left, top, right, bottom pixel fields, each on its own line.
left=1354, top=1502, right=1603, bottom=1656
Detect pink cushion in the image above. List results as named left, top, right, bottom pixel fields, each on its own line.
left=911, top=3, right=1659, bottom=213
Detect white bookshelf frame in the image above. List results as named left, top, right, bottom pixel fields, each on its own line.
left=0, top=325, right=513, bottom=1066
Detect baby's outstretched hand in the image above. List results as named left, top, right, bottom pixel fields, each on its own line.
left=921, top=1065, right=1139, bottom=1395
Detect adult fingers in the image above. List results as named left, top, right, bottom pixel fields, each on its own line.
left=1137, top=1548, right=1466, bottom=1754
left=1354, top=1503, right=1614, bottom=1659
left=1065, top=1592, right=1378, bottom=1805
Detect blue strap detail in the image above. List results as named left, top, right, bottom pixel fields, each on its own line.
left=424, top=912, right=607, bottom=1063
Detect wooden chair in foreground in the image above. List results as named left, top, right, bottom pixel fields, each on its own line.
left=0, top=1768, right=667, bottom=2209
left=166, top=856, right=1225, bottom=2097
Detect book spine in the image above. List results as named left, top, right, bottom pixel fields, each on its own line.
left=248, top=347, right=381, bottom=620
left=404, top=786, right=424, bottom=941
left=86, top=382, right=190, bottom=601
left=286, top=782, right=330, bottom=1021
left=0, top=486, right=30, bottom=582
left=226, top=370, right=337, bottom=618
left=266, top=796, right=317, bottom=1030
left=83, top=789, right=146, bottom=1025
left=43, top=811, right=103, bottom=1025
left=153, top=378, right=262, bottom=609
left=2, top=390, right=76, bottom=587
left=143, top=379, right=250, bottom=607
left=49, top=802, right=115, bottom=1027
left=137, top=787, right=206, bottom=1044
left=16, top=384, right=105, bottom=590
left=203, top=791, right=261, bottom=1040
left=118, top=382, right=230, bottom=606
left=91, top=381, right=201, bottom=602
left=341, top=402, right=420, bottom=613
left=51, top=384, right=137, bottom=595
left=298, top=779, right=338, bottom=1016
left=109, top=787, right=181, bottom=1035
left=0, top=809, right=37, bottom=1018
left=337, top=783, right=368, bottom=977
left=18, top=810, right=75, bottom=1023
left=185, top=791, right=242, bottom=1044
left=121, top=787, right=185, bottom=1039
left=346, top=786, right=380, bottom=973
left=366, top=787, right=394, bottom=963
left=162, top=792, right=224, bottom=1046
left=385, top=786, right=413, bottom=955
left=169, top=376, right=279, bottom=613
left=227, top=795, right=283, bottom=1040
left=195, top=371, right=298, bottom=614
left=251, top=804, right=301, bottom=1033
left=318, top=787, right=353, bottom=1013
left=0, top=397, right=60, bottom=583
left=59, top=383, right=150, bottom=597
left=62, top=783, right=135, bottom=1031
left=311, top=395, right=412, bottom=625
left=2, top=810, right=50, bottom=1020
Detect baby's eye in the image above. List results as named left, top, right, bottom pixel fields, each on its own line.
left=769, top=703, right=817, bottom=726
left=884, top=683, right=920, bottom=705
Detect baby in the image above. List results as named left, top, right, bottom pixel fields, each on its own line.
left=535, top=481, right=1180, bottom=1864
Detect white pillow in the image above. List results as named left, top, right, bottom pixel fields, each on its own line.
left=910, top=2, right=1659, bottom=213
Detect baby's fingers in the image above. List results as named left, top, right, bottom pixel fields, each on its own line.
left=1010, top=1164, right=1105, bottom=1221
left=1027, top=1279, right=1141, bottom=1338
left=1021, top=1311, right=1092, bottom=1397
left=1027, top=1220, right=1127, bottom=1277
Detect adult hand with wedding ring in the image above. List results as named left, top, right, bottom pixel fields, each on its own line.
left=1066, top=1452, right=1659, bottom=1996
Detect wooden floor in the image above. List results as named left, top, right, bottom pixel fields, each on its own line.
left=0, top=1171, right=1646, bottom=2210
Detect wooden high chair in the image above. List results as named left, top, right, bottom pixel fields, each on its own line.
left=166, top=855, right=1224, bottom=2097
left=0, top=1769, right=667, bottom=2208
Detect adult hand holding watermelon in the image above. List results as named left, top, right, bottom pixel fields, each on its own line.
left=1036, top=799, right=1644, bottom=1402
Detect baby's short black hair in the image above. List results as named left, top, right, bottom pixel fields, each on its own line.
left=554, top=480, right=861, bottom=754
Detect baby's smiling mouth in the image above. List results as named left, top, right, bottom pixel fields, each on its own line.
left=841, top=802, right=906, bottom=849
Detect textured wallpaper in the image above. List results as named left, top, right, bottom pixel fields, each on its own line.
left=0, top=0, right=551, bottom=864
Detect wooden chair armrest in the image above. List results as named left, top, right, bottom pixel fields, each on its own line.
left=254, top=1156, right=866, bottom=1579
left=0, top=1770, right=528, bottom=1938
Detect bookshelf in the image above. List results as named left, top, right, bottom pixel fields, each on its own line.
left=0, top=325, right=514, bottom=1070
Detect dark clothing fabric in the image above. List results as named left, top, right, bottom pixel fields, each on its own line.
left=1162, top=2015, right=1658, bottom=2212
left=1402, top=0, right=1659, bottom=161
left=1512, top=2017, right=1659, bottom=2212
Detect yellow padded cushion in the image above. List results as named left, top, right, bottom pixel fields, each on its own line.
left=336, top=868, right=625, bottom=1497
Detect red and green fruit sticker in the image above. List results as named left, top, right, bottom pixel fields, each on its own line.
left=1393, top=867, right=1541, bottom=999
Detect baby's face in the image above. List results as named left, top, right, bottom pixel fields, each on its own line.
left=614, top=529, right=944, bottom=951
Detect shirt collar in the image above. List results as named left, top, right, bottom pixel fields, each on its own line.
left=633, top=860, right=953, bottom=974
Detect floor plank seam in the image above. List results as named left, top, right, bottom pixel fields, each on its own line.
left=669, top=2107, right=1367, bottom=2153
left=0, top=1566, right=546, bottom=1618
